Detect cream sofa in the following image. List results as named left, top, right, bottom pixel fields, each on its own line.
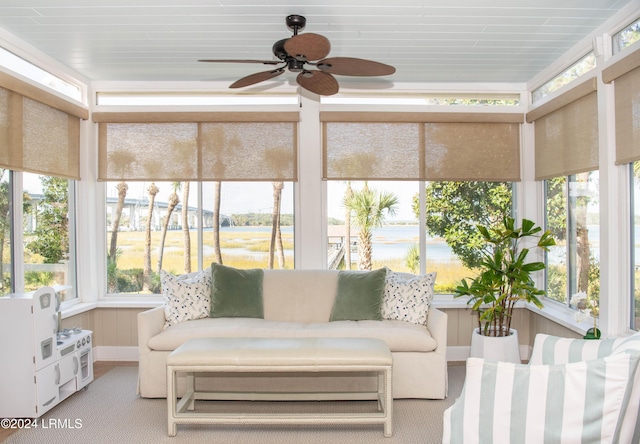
left=137, top=268, right=448, bottom=399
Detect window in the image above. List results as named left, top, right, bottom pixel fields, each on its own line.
left=0, top=47, right=81, bottom=101
left=23, top=173, right=76, bottom=301
left=532, top=53, right=596, bottom=103
left=96, top=92, right=297, bottom=106
left=545, top=172, right=600, bottom=307
left=613, top=18, right=640, bottom=54
left=327, top=180, right=513, bottom=294
left=322, top=93, right=520, bottom=106
left=106, top=180, right=294, bottom=295
left=327, top=181, right=419, bottom=273
left=0, top=171, right=77, bottom=300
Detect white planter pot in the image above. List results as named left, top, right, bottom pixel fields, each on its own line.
left=469, top=327, right=521, bottom=363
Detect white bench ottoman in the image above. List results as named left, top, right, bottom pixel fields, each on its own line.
left=166, top=337, right=393, bottom=437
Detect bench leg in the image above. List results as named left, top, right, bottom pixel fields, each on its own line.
left=383, top=366, right=393, bottom=437
left=167, top=365, right=177, bottom=437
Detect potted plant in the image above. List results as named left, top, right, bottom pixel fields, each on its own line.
left=455, top=217, right=556, bottom=362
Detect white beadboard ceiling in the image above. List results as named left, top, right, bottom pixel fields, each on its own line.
left=0, top=0, right=636, bottom=89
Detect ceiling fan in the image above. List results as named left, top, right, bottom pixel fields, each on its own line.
left=198, top=14, right=396, bottom=96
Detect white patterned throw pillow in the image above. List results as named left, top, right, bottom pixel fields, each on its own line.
left=161, top=269, right=212, bottom=329
left=382, top=269, right=436, bottom=325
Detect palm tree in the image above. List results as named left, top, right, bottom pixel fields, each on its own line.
left=212, top=181, right=223, bottom=264
left=181, top=181, right=191, bottom=273
left=108, top=181, right=128, bottom=263
left=269, top=181, right=285, bottom=269
left=344, top=183, right=399, bottom=270
left=157, top=182, right=180, bottom=273
left=143, top=182, right=159, bottom=291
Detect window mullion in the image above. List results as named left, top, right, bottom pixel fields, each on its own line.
left=12, top=171, right=24, bottom=293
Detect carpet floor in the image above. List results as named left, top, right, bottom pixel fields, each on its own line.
left=4, top=365, right=465, bottom=444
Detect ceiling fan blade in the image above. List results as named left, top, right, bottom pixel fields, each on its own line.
left=229, top=68, right=285, bottom=88
left=284, top=33, right=331, bottom=61
left=316, top=57, right=396, bottom=76
left=296, top=71, right=339, bottom=96
left=199, top=59, right=283, bottom=66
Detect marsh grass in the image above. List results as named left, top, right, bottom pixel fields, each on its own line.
left=111, top=229, right=469, bottom=293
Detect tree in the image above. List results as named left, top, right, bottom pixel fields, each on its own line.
left=412, top=182, right=512, bottom=269
left=108, top=181, right=128, bottom=263
left=157, top=182, right=180, bottom=273
left=182, top=181, right=191, bottom=273
left=212, top=181, right=223, bottom=264
left=26, top=176, right=69, bottom=264
left=143, top=183, right=159, bottom=292
left=344, top=183, right=399, bottom=270
left=268, top=181, right=285, bottom=269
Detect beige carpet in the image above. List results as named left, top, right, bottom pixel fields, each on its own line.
left=4, top=365, right=465, bottom=444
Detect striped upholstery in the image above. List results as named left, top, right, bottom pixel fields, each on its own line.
left=443, top=332, right=640, bottom=444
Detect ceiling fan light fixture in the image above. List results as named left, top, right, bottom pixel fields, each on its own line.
left=287, top=59, right=305, bottom=72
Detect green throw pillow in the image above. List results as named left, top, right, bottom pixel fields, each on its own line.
left=330, top=268, right=387, bottom=321
left=210, top=263, right=264, bottom=318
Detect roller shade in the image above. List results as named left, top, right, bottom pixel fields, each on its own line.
left=602, top=46, right=640, bottom=165
left=321, top=111, right=522, bottom=181
left=322, top=122, right=422, bottom=180
left=424, top=122, right=520, bottom=181
left=0, top=86, right=81, bottom=179
left=96, top=112, right=299, bottom=181
left=527, top=77, right=599, bottom=180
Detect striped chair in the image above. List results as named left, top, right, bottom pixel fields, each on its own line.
left=442, top=332, right=640, bottom=444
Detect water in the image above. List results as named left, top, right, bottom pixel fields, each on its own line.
left=211, top=225, right=456, bottom=262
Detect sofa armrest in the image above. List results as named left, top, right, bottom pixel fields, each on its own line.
left=137, top=305, right=165, bottom=355
left=426, top=306, right=447, bottom=354
left=529, top=333, right=613, bottom=365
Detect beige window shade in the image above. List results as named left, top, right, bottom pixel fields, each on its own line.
left=98, top=122, right=199, bottom=181
left=610, top=67, right=640, bottom=165
left=532, top=90, right=599, bottom=180
left=602, top=47, right=640, bottom=165
left=0, top=87, right=80, bottom=179
left=98, top=119, right=298, bottom=181
left=200, top=122, right=297, bottom=181
left=323, top=122, right=422, bottom=180
left=424, top=122, right=520, bottom=181
left=322, top=112, right=522, bottom=181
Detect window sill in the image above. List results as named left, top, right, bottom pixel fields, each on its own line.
left=61, top=298, right=162, bottom=318
left=432, top=294, right=591, bottom=336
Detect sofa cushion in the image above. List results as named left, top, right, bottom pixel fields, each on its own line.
left=147, top=317, right=437, bottom=353
left=262, top=269, right=339, bottom=323
left=329, top=268, right=386, bottom=321
left=382, top=269, right=436, bottom=326
left=210, top=263, right=264, bottom=318
left=161, top=269, right=211, bottom=329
